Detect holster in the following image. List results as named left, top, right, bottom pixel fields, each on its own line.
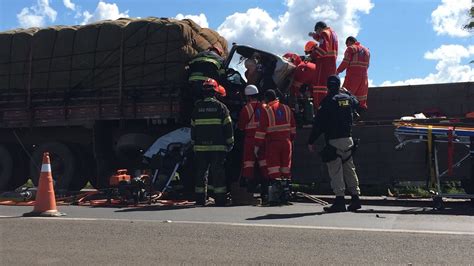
left=320, top=144, right=338, bottom=163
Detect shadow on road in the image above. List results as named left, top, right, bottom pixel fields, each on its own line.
left=114, top=204, right=196, bottom=213
left=246, top=211, right=326, bottom=220
left=357, top=206, right=474, bottom=216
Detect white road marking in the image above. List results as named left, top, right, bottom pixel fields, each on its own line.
left=1, top=215, right=473, bottom=236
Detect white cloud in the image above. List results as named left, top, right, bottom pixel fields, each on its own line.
left=16, top=0, right=57, bottom=28
left=431, top=0, right=471, bottom=37
left=81, top=1, right=129, bottom=25
left=217, top=0, right=373, bottom=57
left=380, top=45, right=474, bottom=86
left=175, top=13, right=209, bottom=28
left=63, top=0, right=76, bottom=11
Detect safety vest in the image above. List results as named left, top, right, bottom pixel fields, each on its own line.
left=312, top=27, right=338, bottom=59
left=191, top=97, right=234, bottom=152
left=255, top=100, right=296, bottom=145
left=238, top=100, right=264, bottom=138
left=337, top=42, right=370, bottom=75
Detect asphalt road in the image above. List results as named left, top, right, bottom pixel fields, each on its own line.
left=1, top=201, right=474, bottom=264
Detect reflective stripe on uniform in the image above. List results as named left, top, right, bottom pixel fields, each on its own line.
left=243, top=161, right=254, bottom=168
left=207, top=185, right=214, bottom=191
left=255, top=131, right=266, bottom=140
left=188, top=72, right=208, bottom=81
left=226, top=137, right=234, bottom=144
left=195, top=187, right=205, bottom=193
left=194, top=118, right=222, bottom=125
left=214, top=186, right=227, bottom=194
left=258, top=160, right=267, bottom=166
left=223, top=116, right=232, bottom=125
left=189, top=57, right=222, bottom=69
left=267, top=123, right=291, bottom=132
left=280, top=167, right=291, bottom=174
left=194, top=145, right=227, bottom=152
left=267, top=166, right=280, bottom=175
left=357, top=95, right=368, bottom=100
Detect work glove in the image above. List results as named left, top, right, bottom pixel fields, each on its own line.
left=254, top=146, right=260, bottom=158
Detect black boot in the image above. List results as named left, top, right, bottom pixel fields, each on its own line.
left=347, top=195, right=362, bottom=212
left=214, top=194, right=229, bottom=207
left=323, top=196, right=347, bottom=213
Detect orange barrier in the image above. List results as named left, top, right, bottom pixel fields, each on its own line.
left=23, top=152, right=66, bottom=217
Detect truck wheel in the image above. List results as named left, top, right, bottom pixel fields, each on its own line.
left=6, top=146, right=29, bottom=190
left=115, top=133, right=154, bottom=167
left=0, top=145, right=13, bottom=191
left=30, top=142, right=77, bottom=191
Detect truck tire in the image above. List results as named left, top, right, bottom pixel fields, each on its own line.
left=115, top=133, right=154, bottom=167
left=30, top=142, right=77, bottom=191
left=0, top=145, right=13, bottom=191
left=6, top=145, right=29, bottom=190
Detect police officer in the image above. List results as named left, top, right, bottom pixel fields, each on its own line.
left=191, top=78, right=234, bottom=206
left=307, top=75, right=361, bottom=212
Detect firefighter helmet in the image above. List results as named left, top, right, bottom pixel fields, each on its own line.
left=203, top=78, right=219, bottom=92
left=283, top=53, right=302, bottom=66
left=304, top=41, right=317, bottom=54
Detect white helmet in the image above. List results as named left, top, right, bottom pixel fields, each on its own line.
left=244, top=85, right=259, bottom=96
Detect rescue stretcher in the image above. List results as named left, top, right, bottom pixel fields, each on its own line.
left=393, top=119, right=474, bottom=209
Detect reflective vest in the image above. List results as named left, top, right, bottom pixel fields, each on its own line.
left=337, top=42, right=370, bottom=76
left=191, top=97, right=234, bottom=152
left=255, top=100, right=296, bottom=146
left=238, top=100, right=264, bottom=138
left=311, top=27, right=338, bottom=59
left=188, top=50, right=225, bottom=82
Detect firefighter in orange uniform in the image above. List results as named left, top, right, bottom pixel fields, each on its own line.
left=308, top=21, right=338, bottom=104
left=254, top=90, right=296, bottom=204
left=237, top=85, right=266, bottom=192
left=336, top=36, right=370, bottom=110
left=284, top=51, right=326, bottom=110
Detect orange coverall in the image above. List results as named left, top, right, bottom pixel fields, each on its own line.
left=289, top=60, right=327, bottom=108
left=310, top=27, right=338, bottom=101
left=336, top=42, right=370, bottom=109
left=255, top=100, right=296, bottom=180
left=238, top=100, right=267, bottom=179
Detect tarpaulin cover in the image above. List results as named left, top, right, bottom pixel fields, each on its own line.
left=0, top=17, right=227, bottom=103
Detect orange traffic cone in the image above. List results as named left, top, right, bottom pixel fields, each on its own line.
left=24, top=152, right=66, bottom=217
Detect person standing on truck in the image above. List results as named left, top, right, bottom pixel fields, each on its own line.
left=255, top=89, right=296, bottom=204
left=307, top=75, right=361, bottom=213
left=308, top=21, right=338, bottom=106
left=336, top=36, right=370, bottom=110
left=238, top=85, right=266, bottom=193
left=191, top=78, right=234, bottom=206
left=187, top=45, right=226, bottom=101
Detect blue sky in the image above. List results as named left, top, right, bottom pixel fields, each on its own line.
left=0, top=0, right=472, bottom=86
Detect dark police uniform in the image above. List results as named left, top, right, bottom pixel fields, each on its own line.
left=308, top=89, right=361, bottom=197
